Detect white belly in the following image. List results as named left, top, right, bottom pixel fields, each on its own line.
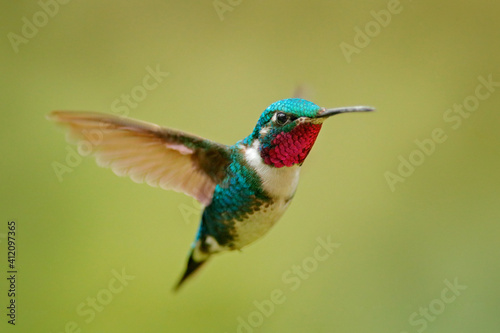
left=229, top=142, right=301, bottom=249
left=231, top=198, right=291, bottom=249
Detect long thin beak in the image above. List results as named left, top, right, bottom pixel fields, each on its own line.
left=316, top=106, right=375, bottom=118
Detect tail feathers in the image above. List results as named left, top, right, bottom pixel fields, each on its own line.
left=174, top=253, right=207, bottom=291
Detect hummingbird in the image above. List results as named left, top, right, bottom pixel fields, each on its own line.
left=49, top=98, right=374, bottom=290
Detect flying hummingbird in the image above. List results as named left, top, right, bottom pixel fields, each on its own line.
left=49, top=98, right=374, bottom=290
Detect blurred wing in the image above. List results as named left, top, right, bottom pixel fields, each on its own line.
left=49, top=111, right=232, bottom=206
left=291, top=84, right=314, bottom=100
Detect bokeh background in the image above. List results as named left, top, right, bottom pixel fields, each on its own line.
left=1, top=1, right=499, bottom=332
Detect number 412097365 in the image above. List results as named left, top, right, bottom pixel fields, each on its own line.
left=7, top=221, right=16, bottom=269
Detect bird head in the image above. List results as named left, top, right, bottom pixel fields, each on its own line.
left=246, top=98, right=374, bottom=168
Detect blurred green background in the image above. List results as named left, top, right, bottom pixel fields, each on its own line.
left=1, top=1, right=499, bottom=332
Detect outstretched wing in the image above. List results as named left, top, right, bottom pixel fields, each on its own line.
left=49, top=111, right=232, bottom=206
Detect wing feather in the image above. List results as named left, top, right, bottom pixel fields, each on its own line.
left=49, top=111, right=232, bottom=206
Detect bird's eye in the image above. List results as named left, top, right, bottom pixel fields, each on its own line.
left=275, top=112, right=289, bottom=126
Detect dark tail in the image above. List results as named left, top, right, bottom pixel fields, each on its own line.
left=173, top=252, right=207, bottom=291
